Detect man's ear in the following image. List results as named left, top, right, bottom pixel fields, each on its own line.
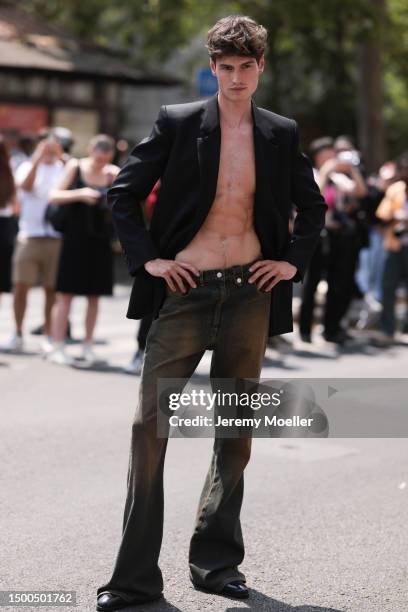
left=258, top=55, right=265, bottom=74
left=210, top=59, right=217, bottom=76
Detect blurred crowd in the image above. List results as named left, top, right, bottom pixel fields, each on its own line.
left=0, top=125, right=408, bottom=374
left=298, top=135, right=408, bottom=348
left=0, top=127, right=121, bottom=367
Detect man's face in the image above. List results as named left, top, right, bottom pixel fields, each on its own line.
left=210, top=55, right=264, bottom=102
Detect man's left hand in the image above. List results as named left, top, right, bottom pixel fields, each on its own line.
left=248, top=259, right=297, bottom=291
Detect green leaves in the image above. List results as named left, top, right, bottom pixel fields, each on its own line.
left=14, top=0, right=408, bottom=159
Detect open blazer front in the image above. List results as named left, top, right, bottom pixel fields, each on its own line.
left=108, top=93, right=327, bottom=337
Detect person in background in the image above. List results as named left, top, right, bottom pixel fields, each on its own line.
left=298, top=137, right=336, bottom=342
left=2, top=130, right=64, bottom=353
left=375, top=152, right=408, bottom=344
left=114, top=139, right=130, bottom=168
left=53, top=127, right=74, bottom=164
left=0, top=136, right=18, bottom=311
left=30, top=126, right=75, bottom=338
left=48, top=135, right=119, bottom=366
left=3, top=130, right=34, bottom=173
left=315, top=137, right=367, bottom=343
left=2, top=130, right=20, bottom=171
left=333, top=136, right=371, bottom=303
left=334, top=135, right=360, bottom=163
left=299, top=136, right=337, bottom=343
left=355, top=160, right=397, bottom=330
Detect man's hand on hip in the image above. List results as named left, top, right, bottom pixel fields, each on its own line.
left=144, top=258, right=200, bottom=293
left=248, top=259, right=297, bottom=291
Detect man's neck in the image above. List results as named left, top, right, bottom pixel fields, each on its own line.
left=217, top=92, right=252, bottom=128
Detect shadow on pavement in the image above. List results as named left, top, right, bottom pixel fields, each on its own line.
left=120, top=599, right=181, bottom=611
left=263, top=355, right=300, bottom=370
left=65, top=353, right=303, bottom=377
left=290, top=348, right=337, bottom=359
left=119, top=589, right=344, bottom=611
left=65, top=337, right=108, bottom=346
left=226, top=599, right=343, bottom=611
left=221, top=586, right=344, bottom=611
left=336, top=341, right=389, bottom=356
left=70, top=361, right=125, bottom=374
left=0, top=349, right=38, bottom=357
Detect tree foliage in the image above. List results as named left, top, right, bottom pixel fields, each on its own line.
left=13, top=0, right=408, bottom=161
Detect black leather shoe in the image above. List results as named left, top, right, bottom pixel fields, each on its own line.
left=193, top=581, right=249, bottom=599
left=97, top=593, right=130, bottom=611
left=221, top=581, right=249, bottom=599
left=96, top=592, right=163, bottom=611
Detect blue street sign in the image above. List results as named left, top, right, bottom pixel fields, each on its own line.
left=196, top=67, right=218, bottom=97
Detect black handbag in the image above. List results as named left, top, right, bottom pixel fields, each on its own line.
left=44, top=203, right=71, bottom=233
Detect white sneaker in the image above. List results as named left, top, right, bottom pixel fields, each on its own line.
left=41, top=337, right=54, bottom=357
left=356, top=292, right=383, bottom=330
left=364, top=292, right=382, bottom=313
left=48, top=346, right=74, bottom=366
left=1, top=333, right=24, bottom=353
left=80, top=343, right=99, bottom=366
left=123, top=349, right=144, bottom=375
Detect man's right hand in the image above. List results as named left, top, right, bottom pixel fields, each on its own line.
left=144, top=258, right=200, bottom=293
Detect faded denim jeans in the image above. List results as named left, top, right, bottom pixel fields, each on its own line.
left=97, top=257, right=271, bottom=603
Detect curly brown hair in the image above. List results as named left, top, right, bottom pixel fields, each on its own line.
left=206, top=15, right=268, bottom=63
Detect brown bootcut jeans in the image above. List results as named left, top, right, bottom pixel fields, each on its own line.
left=97, top=256, right=271, bottom=603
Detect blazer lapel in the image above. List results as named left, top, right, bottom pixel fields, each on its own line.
left=195, top=94, right=221, bottom=227
left=251, top=100, right=287, bottom=254
left=251, top=99, right=279, bottom=204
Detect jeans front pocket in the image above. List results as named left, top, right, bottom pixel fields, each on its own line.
left=165, top=283, right=192, bottom=298
left=246, top=279, right=272, bottom=301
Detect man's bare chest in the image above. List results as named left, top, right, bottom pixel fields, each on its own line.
left=217, top=126, right=256, bottom=193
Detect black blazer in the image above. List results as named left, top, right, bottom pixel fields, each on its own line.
left=108, top=94, right=327, bottom=336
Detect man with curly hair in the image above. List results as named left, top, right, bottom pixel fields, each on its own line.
left=96, top=15, right=326, bottom=611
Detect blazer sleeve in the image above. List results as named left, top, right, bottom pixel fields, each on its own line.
left=108, top=105, right=172, bottom=276
left=282, top=120, right=328, bottom=282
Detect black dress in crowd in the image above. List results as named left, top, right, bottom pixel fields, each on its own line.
left=0, top=213, right=17, bottom=293
left=56, top=166, right=113, bottom=296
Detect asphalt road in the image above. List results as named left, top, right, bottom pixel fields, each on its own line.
left=1, top=287, right=407, bottom=612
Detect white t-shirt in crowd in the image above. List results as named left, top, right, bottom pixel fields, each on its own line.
left=0, top=204, right=14, bottom=217
left=15, top=160, right=65, bottom=239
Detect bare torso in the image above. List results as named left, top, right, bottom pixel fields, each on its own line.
left=174, top=115, right=262, bottom=270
